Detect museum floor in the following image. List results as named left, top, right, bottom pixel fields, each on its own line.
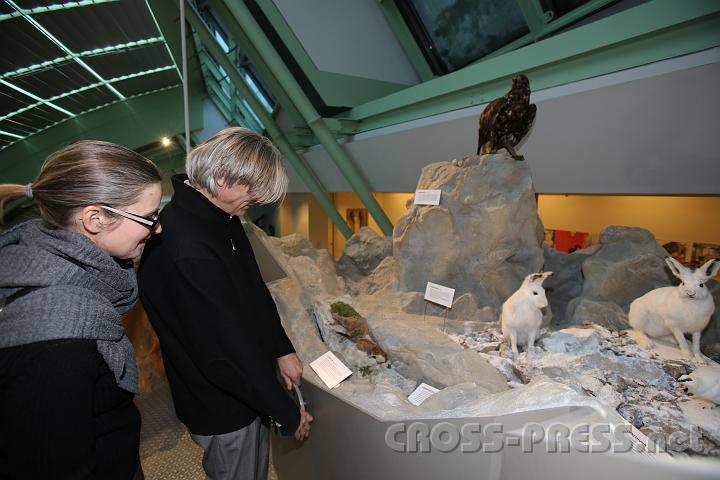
left=136, top=381, right=279, bottom=480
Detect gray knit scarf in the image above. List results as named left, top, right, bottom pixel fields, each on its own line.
left=0, top=220, right=139, bottom=393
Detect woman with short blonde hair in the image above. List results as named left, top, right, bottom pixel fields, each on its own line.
left=185, top=127, right=288, bottom=206
left=139, top=127, right=311, bottom=480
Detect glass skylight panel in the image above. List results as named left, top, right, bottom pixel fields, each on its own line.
left=405, top=0, right=529, bottom=73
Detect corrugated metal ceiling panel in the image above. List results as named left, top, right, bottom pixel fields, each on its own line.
left=38, top=0, right=158, bottom=52
left=82, top=42, right=173, bottom=80
left=11, top=61, right=97, bottom=98
left=0, top=18, right=65, bottom=74
left=51, top=85, right=117, bottom=112
left=0, top=82, right=34, bottom=116
left=113, top=69, right=179, bottom=97
left=0, top=119, right=32, bottom=136
left=9, top=103, right=67, bottom=129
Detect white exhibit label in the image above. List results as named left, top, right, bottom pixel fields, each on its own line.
left=408, top=383, right=440, bottom=406
left=309, top=351, right=353, bottom=389
left=424, top=282, right=455, bottom=308
left=414, top=189, right=441, bottom=205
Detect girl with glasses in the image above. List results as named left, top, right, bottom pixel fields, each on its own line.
left=0, top=140, right=162, bottom=479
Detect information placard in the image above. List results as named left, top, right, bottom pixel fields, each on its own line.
left=309, top=351, right=353, bottom=389
left=424, top=282, right=455, bottom=308
left=414, top=189, right=442, bottom=206
left=408, top=383, right=440, bottom=406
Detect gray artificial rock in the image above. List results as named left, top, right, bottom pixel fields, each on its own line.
left=273, top=233, right=318, bottom=259
left=336, top=226, right=392, bottom=281
left=283, top=251, right=346, bottom=308
left=419, top=382, right=487, bottom=411
left=540, top=328, right=604, bottom=354
left=400, top=291, right=495, bottom=323
left=565, top=297, right=630, bottom=331
left=542, top=244, right=588, bottom=326
left=393, top=153, right=544, bottom=311
left=350, top=256, right=398, bottom=297
left=580, top=226, right=671, bottom=310
left=700, top=280, right=720, bottom=358
left=368, top=318, right=509, bottom=393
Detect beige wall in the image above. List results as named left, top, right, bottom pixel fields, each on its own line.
left=327, top=192, right=413, bottom=257
left=281, top=193, right=720, bottom=258
left=537, top=195, right=720, bottom=245
left=279, top=193, right=309, bottom=240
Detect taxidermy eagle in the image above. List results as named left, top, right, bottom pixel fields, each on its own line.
left=476, top=73, right=536, bottom=161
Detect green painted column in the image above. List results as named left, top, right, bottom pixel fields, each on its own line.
left=219, top=0, right=394, bottom=236
left=183, top=3, right=353, bottom=239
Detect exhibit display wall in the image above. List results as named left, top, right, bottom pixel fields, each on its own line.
left=280, top=192, right=720, bottom=259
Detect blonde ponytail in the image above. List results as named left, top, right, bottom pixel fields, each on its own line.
left=0, top=183, right=30, bottom=223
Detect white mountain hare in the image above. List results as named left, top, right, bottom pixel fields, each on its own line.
left=629, top=257, right=720, bottom=362
left=679, top=365, right=720, bottom=406
left=501, top=272, right=553, bottom=355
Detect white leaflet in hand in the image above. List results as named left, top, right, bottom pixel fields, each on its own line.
left=424, top=282, right=455, bottom=308
left=414, top=189, right=441, bottom=205
left=309, top=351, right=352, bottom=389
left=408, top=383, right=440, bottom=406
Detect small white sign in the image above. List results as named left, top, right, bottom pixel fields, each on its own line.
left=309, top=351, right=353, bottom=389
left=424, top=282, right=455, bottom=308
left=408, top=383, right=440, bottom=406
left=414, top=189, right=442, bottom=206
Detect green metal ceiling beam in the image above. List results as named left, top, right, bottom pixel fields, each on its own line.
left=221, top=0, right=393, bottom=236
left=516, top=0, right=553, bottom=40
left=183, top=1, right=353, bottom=239
left=194, top=35, right=264, bottom=133
left=339, top=0, right=720, bottom=132
left=0, top=130, right=23, bottom=140
left=0, top=37, right=166, bottom=81
left=206, top=0, right=304, bottom=127
left=0, top=0, right=119, bottom=22
left=515, top=0, right=619, bottom=43
left=0, top=78, right=74, bottom=118
left=376, top=0, right=434, bottom=82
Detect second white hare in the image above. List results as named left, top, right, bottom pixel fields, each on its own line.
left=629, top=257, right=720, bottom=362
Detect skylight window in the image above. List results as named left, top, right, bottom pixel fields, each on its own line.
left=399, top=0, right=529, bottom=74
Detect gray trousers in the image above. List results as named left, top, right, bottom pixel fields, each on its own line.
left=190, top=417, right=270, bottom=480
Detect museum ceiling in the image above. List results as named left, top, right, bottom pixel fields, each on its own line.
left=0, top=0, right=182, bottom=151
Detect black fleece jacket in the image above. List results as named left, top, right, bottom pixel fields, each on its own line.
left=138, top=174, right=299, bottom=436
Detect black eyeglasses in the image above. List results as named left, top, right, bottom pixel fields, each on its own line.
left=99, top=205, right=160, bottom=231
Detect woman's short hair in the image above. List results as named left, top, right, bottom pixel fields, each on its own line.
left=185, top=127, right=288, bottom=205
left=0, top=140, right=161, bottom=228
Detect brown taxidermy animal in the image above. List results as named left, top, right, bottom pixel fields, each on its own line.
left=476, top=73, right=536, bottom=161
left=355, top=338, right=388, bottom=363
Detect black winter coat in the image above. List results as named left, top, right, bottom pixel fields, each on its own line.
left=138, top=174, right=299, bottom=436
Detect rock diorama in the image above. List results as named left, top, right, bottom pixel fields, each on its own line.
left=261, top=151, right=720, bottom=457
